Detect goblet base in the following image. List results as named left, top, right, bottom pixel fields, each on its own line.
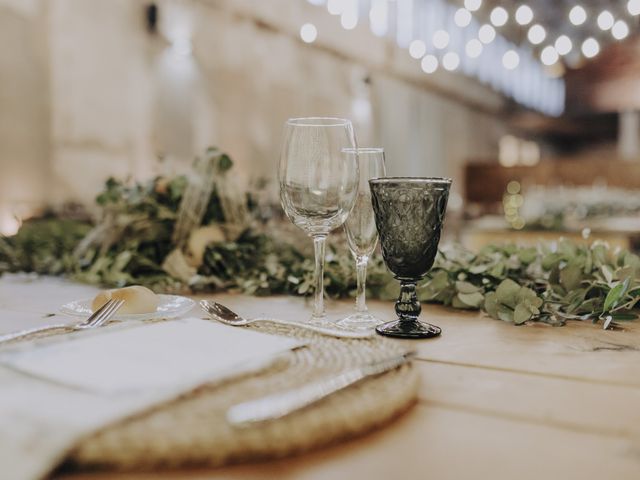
left=375, top=319, right=442, bottom=339
left=336, top=312, right=381, bottom=330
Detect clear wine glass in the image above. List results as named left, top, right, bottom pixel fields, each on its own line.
left=337, top=148, right=386, bottom=330
left=279, top=117, right=358, bottom=322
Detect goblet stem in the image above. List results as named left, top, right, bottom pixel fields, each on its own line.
left=355, top=256, right=369, bottom=313
left=395, top=281, right=421, bottom=322
left=375, top=280, right=441, bottom=339
left=312, top=235, right=327, bottom=319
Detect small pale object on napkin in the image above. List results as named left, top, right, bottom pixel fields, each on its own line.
left=91, top=285, right=159, bottom=314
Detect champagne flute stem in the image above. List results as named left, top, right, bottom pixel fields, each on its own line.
left=355, top=256, right=369, bottom=313
left=312, top=235, right=327, bottom=318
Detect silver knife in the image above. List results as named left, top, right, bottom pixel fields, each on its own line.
left=226, top=351, right=415, bottom=427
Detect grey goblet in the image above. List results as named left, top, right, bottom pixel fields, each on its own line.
left=369, top=177, right=451, bottom=339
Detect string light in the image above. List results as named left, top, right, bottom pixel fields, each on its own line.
left=327, top=0, right=343, bottom=15
left=503, top=50, right=520, bottom=70
left=304, top=0, right=564, bottom=116
left=464, top=0, right=482, bottom=13
left=432, top=29, right=450, bottom=49
left=540, top=45, right=559, bottom=66
left=490, top=7, right=509, bottom=27
left=597, top=10, right=614, bottom=30
left=569, top=5, right=587, bottom=25
left=527, top=24, right=546, bottom=45
left=341, top=12, right=358, bottom=30
left=465, top=38, right=483, bottom=58
left=300, top=23, right=317, bottom=43
left=499, top=136, right=520, bottom=167
left=629, top=0, right=640, bottom=16
left=478, top=24, right=496, bottom=44
left=555, top=35, right=572, bottom=56
left=421, top=54, right=439, bottom=74
left=369, top=0, right=388, bottom=37
left=442, top=52, right=460, bottom=71
left=515, top=5, right=533, bottom=26
left=612, top=20, right=630, bottom=40
left=582, top=37, right=600, bottom=58
left=409, top=39, right=427, bottom=59
left=454, top=8, right=472, bottom=28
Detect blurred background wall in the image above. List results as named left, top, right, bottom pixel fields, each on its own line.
left=0, top=0, right=512, bottom=228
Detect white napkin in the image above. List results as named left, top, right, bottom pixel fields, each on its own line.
left=0, top=318, right=303, bottom=394
left=0, top=318, right=304, bottom=480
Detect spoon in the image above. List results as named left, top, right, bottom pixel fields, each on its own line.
left=199, top=300, right=375, bottom=339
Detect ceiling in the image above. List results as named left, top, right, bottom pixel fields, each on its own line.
left=454, top=0, right=639, bottom=69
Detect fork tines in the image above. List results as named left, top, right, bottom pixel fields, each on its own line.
left=86, top=298, right=125, bottom=328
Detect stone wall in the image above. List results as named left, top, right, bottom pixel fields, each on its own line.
left=0, top=0, right=510, bottom=230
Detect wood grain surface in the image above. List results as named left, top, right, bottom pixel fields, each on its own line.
left=1, top=275, right=639, bottom=480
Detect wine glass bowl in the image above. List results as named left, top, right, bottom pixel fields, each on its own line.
left=369, top=177, right=451, bottom=339
left=279, top=117, right=358, bottom=321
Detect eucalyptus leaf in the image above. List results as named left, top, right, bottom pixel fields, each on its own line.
left=542, top=253, right=562, bottom=270
left=496, top=279, right=521, bottom=308
left=517, top=247, right=537, bottom=264
left=457, top=291, right=484, bottom=308
left=523, top=299, right=540, bottom=315
left=497, top=305, right=514, bottom=323
left=601, top=265, right=614, bottom=285
left=560, top=263, right=582, bottom=291
left=489, top=262, right=506, bottom=278
left=484, top=292, right=499, bottom=318
left=603, top=277, right=631, bottom=313
left=455, top=281, right=481, bottom=294
left=514, top=303, right=532, bottom=325
left=469, top=264, right=489, bottom=274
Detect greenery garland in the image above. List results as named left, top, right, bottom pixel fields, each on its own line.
left=1, top=150, right=639, bottom=329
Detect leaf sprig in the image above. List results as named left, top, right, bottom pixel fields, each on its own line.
left=420, top=241, right=640, bottom=328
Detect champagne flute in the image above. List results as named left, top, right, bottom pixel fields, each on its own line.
left=337, top=148, right=386, bottom=330
left=279, top=117, right=358, bottom=322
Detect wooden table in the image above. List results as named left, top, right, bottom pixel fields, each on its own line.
left=461, top=215, right=640, bottom=252
left=462, top=228, right=634, bottom=251
left=2, top=275, right=640, bottom=480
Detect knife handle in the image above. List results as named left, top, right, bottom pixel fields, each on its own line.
left=226, top=353, right=412, bottom=426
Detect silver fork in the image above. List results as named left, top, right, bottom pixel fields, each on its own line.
left=0, top=298, right=125, bottom=345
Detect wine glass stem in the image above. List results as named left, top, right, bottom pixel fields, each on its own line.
left=312, top=235, right=327, bottom=318
left=355, top=256, right=368, bottom=313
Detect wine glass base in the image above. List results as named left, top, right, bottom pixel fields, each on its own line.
left=375, top=319, right=442, bottom=339
left=309, top=314, right=329, bottom=326
left=335, top=312, right=381, bottom=330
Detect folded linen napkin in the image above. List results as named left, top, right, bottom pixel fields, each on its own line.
left=0, top=318, right=303, bottom=480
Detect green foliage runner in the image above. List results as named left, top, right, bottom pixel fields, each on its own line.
left=1, top=150, right=638, bottom=329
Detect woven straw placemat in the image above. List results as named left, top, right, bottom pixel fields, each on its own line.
left=60, top=322, right=419, bottom=472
